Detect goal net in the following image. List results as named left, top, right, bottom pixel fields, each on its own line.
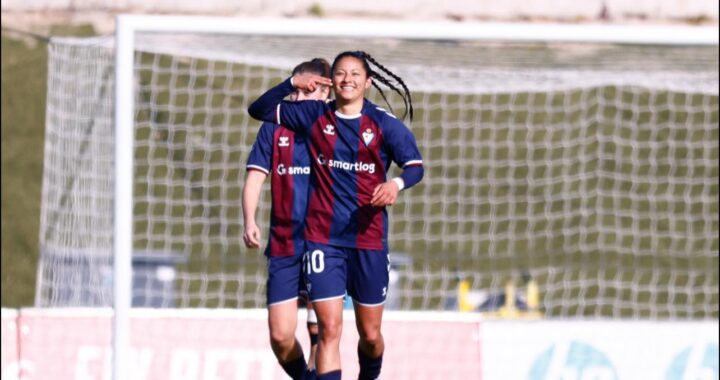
left=36, top=23, right=719, bottom=320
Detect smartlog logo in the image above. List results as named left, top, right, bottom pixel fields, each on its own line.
left=316, top=154, right=376, bottom=174
left=276, top=164, right=310, bottom=176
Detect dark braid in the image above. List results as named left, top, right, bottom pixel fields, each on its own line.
left=364, top=53, right=414, bottom=121
left=331, top=51, right=414, bottom=121
left=367, top=74, right=396, bottom=116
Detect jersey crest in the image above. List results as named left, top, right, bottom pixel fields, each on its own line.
left=362, top=128, right=375, bottom=146
left=323, top=124, right=336, bottom=135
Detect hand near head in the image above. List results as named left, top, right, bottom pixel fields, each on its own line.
left=243, top=222, right=262, bottom=248
left=292, top=73, right=332, bottom=93
left=370, top=180, right=400, bottom=207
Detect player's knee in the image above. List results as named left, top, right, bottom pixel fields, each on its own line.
left=358, top=327, right=383, bottom=346
left=319, top=320, right=342, bottom=342
left=269, top=327, right=295, bottom=348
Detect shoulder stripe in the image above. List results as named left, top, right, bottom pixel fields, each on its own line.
left=275, top=104, right=281, bottom=125
left=402, top=160, right=423, bottom=168
left=247, top=165, right=270, bottom=175
left=375, top=106, right=396, bottom=118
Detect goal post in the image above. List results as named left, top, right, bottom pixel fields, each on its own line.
left=35, top=14, right=718, bottom=380
left=109, top=16, right=717, bottom=379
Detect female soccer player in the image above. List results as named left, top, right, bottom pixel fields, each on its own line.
left=248, top=51, right=424, bottom=380
left=243, top=58, right=332, bottom=380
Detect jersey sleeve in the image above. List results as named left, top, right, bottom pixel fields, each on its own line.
left=245, top=122, right=275, bottom=175
left=247, top=77, right=325, bottom=135
left=277, top=100, right=326, bottom=135
left=383, top=117, right=423, bottom=169
left=383, top=117, right=424, bottom=189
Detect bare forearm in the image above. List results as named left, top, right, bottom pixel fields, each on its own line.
left=242, top=171, right=267, bottom=225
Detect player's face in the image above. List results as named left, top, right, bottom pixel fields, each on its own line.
left=332, top=56, right=372, bottom=103
left=289, top=84, right=330, bottom=102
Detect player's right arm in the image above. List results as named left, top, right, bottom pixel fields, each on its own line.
left=242, top=122, right=274, bottom=248
left=247, top=74, right=331, bottom=133
left=242, top=169, right=267, bottom=248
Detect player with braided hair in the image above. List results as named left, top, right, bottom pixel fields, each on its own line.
left=248, top=51, right=424, bottom=380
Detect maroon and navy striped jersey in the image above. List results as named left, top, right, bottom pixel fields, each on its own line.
left=246, top=122, right=311, bottom=257
left=252, top=85, right=423, bottom=250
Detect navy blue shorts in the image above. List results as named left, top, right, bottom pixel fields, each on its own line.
left=266, top=254, right=307, bottom=306
left=303, top=242, right=389, bottom=306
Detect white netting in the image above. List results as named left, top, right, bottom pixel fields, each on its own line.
left=37, top=33, right=719, bottom=319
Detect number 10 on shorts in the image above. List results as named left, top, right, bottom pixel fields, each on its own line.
left=305, top=249, right=325, bottom=274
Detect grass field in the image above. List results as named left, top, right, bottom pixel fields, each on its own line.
left=5, top=29, right=719, bottom=318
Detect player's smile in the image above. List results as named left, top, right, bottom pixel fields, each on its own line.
left=334, top=78, right=360, bottom=100
left=332, top=56, right=370, bottom=103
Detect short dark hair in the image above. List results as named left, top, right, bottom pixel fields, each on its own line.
left=292, top=58, right=331, bottom=79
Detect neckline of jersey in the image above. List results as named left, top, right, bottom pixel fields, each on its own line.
left=334, top=110, right=362, bottom=120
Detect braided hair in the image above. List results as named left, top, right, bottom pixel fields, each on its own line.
left=331, top=51, right=413, bottom=121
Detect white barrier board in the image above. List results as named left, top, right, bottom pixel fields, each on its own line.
left=481, top=320, right=719, bottom=380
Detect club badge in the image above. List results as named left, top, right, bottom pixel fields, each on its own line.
left=362, top=128, right=375, bottom=146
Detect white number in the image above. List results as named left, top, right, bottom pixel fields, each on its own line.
left=306, top=249, right=325, bottom=274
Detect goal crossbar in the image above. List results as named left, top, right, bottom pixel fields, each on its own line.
left=112, top=14, right=718, bottom=380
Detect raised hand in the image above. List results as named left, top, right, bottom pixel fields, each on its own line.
left=292, top=73, right=332, bottom=92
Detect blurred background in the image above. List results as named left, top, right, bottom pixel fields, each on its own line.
left=2, top=0, right=717, bottom=310
left=1, top=3, right=718, bottom=379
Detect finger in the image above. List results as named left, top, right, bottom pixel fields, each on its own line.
left=372, top=184, right=382, bottom=196
left=370, top=190, right=383, bottom=205
left=249, top=232, right=260, bottom=247
left=312, top=74, right=330, bottom=84
left=372, top=191, right=386, bottom=207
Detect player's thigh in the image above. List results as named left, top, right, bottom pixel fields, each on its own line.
left=268, top=300, right=300, bottom=339
left=267, top=255, right=305, bottom=306
left=304, top=242, right=347, bottom=302
left=311, top=296, right=345, bottom=339
left=347, top=248, right=390, bottom=306
left=353, top=302, right=384, bottom=340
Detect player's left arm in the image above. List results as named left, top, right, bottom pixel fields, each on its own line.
left=247, top=75, right=330, bottom=134
left=370, top=118, right=424, bottom=207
